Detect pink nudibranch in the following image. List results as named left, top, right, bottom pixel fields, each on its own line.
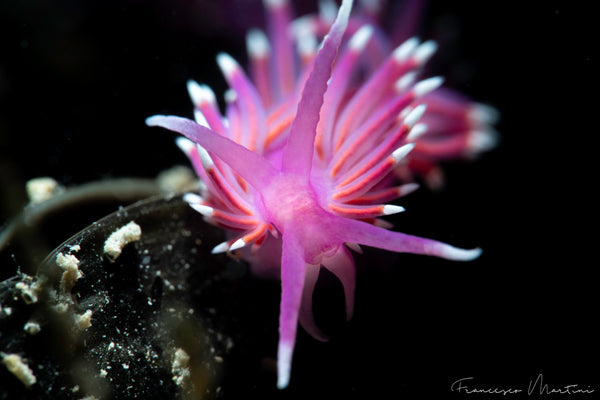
left=147, top=0, right=496, bottom=389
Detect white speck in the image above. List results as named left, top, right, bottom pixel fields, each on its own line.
left=122, top=363, right=129, bottom=370
left=23, top=321, right=41, bottom=335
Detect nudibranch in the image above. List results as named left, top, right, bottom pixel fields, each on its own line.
left=147, top=0, right=497, bottom=388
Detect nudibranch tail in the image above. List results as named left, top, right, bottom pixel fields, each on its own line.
left=277, top=229, right=305, bottom=389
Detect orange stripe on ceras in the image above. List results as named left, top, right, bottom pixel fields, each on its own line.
left=328, top=203, right=385, bottom=218
left=242, top=223, right=268, bottom=245
left=345, top=187, right=402, bottom=205
left=265, top=112, right=294, bottom=148
left=207, top=168, right=254, bottom=215
left=212, top=209, right=258, bottom=227
left=335, top=124, right=409, bottom=185
left=332, top=156, right=396, bottom=200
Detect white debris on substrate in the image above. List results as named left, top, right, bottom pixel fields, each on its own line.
left=74, top=309, right=93, bottom=331
left=156, top=165, right=199, bottom=193
left=172, top=348, right=191, bottom=388
left=103, top=221, right=142, bottom=262
left=0, top=304, right=13, bottom=316
left=14, top=275, right=45, bottom=304
left=23, top=321, right=41, bottom=335
left=1, top=353, right=37, bottom=388
left=25, top=176, right=64, bottom=204
left=52, top=251, right=84, bottom=312
left=56, top=252, right=83, bottom=293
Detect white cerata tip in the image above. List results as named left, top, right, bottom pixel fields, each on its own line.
left=277, top=342, right=293, bottom=389
left=216, top=53, right=240, bottom=78
left=318, top=0, right=339, bottom=22
left=413, top=76, right=444, bottom=97
left=189, top=203, right=214, bottom=218
left=348, top=25, right=374, bottom=51
left=194, top=110, right=209, bottom=128
left=229, top=238, right=246, bottom=252
left=413, top=40, right=438, bottom=64
left=297, top=32, right=318, bottom=57
left=443, top=246, right=483, bottom=261
left=211, top=241, right=230, bottom=254
left=263, top=0, right=288, bottom=9
left=394, top=71, right=417, bottom=93
left=406, top=123, right=427, bottom=142
left=183, top=192, right=203, bottom=205
left=392, top=37, right=419, bottom=62
left=187, top=80, right=216, bottom=106
left=392, top=143, right=415, bottom=163
left=196, top=145, right=214, bottom=169
left=382, top=204, right=405, bottom=215
left=469, top=103, right=501, bottom=125
left=404, top=103, right=427, bottom=127
left=175, top=137, right=195, bottom=155
left=247, top=29, right=270, bottom=58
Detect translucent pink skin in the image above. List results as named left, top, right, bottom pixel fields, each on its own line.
left=146, top=0, right=496, bottom=389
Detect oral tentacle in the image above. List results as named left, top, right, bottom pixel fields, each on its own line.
left=146, top=115, right=277, bottom=192
left=281, top=0, right=353, bottom=178
left=338, top=217, right=482, bottom=261
left=264, top=0, right=296, bottom=101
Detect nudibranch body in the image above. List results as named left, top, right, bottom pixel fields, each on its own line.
left=147, top=0, right=497, bottom=389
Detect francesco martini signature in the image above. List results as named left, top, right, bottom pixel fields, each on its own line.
left=451, top=374, right=596, bottom=395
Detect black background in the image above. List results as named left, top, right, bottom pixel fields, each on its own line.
left=1, top=0, right=597, bottom=398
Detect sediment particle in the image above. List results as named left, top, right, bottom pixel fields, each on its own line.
left=56, top=252, right=82, bottom=293
left=23, top=321, right=41, bottom=335
left=172, top=348, right=191, bottom=387
left=74, top=310, right=93, bottom=331
left=103, top=221, right=142, bottom=261
left=1, top=353, right=37, bottom=388
left=26, top=177, right=63, bottom=204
